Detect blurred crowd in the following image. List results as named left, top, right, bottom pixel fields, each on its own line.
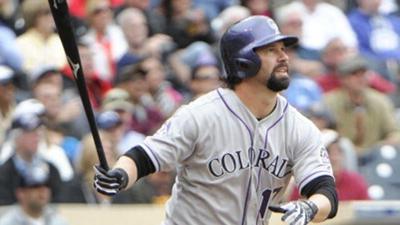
left=1, top=0, right=400, bottom=222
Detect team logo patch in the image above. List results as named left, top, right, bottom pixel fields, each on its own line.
left=319, top=147, right=330, bottom=164
left=267, top=18, right=279, bottom=34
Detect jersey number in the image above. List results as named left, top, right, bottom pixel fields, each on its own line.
left=259, top=187, right=283, bottom=219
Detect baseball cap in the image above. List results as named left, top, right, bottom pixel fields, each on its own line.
left=11, top=113, right=43, bottom=131
left=13, top=99, right=46, bottom=119
left=338, top=55, right=368, bottom=75
left=96, top=110, right=123, bottom=130
left=114, top=64, right=147, bottom=85
left=30, top=65, right=60, bottom=84
left=102, top=88, right=134, bottom=112
left=0, top=65, right=14, bottom=85
left=16, top=157, right=51, bottom=188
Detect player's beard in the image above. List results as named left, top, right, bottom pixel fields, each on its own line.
left=266, top=68, right=290, bottom=92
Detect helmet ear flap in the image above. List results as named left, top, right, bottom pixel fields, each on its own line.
left=235, top=58, right=259, bottom=78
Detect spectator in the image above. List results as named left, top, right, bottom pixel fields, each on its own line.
left=142, top=57, right=183, bottom=117
left=156, top=0, right=216, bottom=48
left=304, top=102, right=337, bottom=130
left=0, top=66, right=16, bottom=146
left=315, top=37, right=354, bottom=92
left=0, top=21, right=22, bottom=71
left=316, top=37, right=396, bottom=94
left=32, top=82, right=82, bottom=167
left=283, top=72, right=323, bottom=113
left=323, top=55, right=400, bottom=154
left=0, top=155, right=69, bottom=225
left=283, top=0, right=358, bottom=52
left=116, top=7, right=149, bottom=69
left=192, top=0, right=235, bottom=21
left=69, top=0, right=125, bottom=19
left=348, top=0, right=400, bottom=81
left=290, top=129, right=369, bottom=201
left=81, top=0, right=128, bottom=82
left=210, top=5, right=251, bottom=39
left=189, top=51, right=221, bottom=100
left=0, top=0, right=25, bottom=35
left=116, top=7, right=179, bottom=78
left=16, top=0, right=66, bottom=76
left=0, top=113, right=62, bottom=205
left=304, top=103, right=359, bottom=172
left=114, top=64, right=164, bottom=135
left=241, top=0, right=272, bottom=17
left=0, top=98, right=74, bottom=182
left=77, top=110, right=139, bottom=204
left=63, top=41, right=112, bottom=110
left=348, top=0, right=400, bottom=61
left=114, top=0, right=165, bottom=35
left=77, top=118, right=118, bottom=204
left=101, top=88, right=145, bottom=154
left=274, top=3, right=324, bottom=75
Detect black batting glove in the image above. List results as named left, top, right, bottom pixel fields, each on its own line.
left=270, top=200, right=318, bottom=225
left=93, top=165, right=129, bottom=196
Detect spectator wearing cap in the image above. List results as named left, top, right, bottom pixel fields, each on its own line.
left=16, top=0, right=66, bottom=76
left=114, top=64, right=163, bottom=135
left=315, top=37, right=355, bottom=93
left=30, top=65, right=63, bottom=90
left=289, top=129, right=369, bottom=201
left=0, top=99, right=74, bottom=183
left=101, top=88, right=145, bottom=154
left=0, top=112, right=63, bottom=205
left=323, top=55, right=400, bottom=154
left=80, top=0, right=128, bottom=82
left=189, top=51, right=221, bottom=100
left=316, top=38, right=396, bottom=94
left=0, top=156, right=68, bottom=225
left=77, top=110, right=134, bottom=204
left=0, top=66, right=16, bottom=146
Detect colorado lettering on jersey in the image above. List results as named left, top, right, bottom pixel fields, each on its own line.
left=208, top=148, right=290, bottom=178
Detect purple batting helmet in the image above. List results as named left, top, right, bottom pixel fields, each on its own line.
left=220, top=15, right=298, bottom=80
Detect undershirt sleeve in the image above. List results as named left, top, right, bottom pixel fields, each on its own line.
left=123, top=145, right=156, bottom=180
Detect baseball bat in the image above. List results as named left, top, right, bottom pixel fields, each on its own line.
left=48, top=0, right=109, bottom=170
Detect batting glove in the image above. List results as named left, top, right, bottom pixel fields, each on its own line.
left=93, top=165, right=128, bottom=196
left=271, top=200, right=318, bottom=225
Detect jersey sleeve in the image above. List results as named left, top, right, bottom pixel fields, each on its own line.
left=140, top=106, right=198, bottom=172
left=291, top=118, right=334, bottom=192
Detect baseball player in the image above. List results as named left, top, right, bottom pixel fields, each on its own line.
left=94, top=15, right=338, bottom=225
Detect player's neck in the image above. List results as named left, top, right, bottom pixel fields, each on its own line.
left=235, top=85, right=278, bottom=119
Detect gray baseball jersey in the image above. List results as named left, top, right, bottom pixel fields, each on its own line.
left=140, top=88, right=333, bottom=225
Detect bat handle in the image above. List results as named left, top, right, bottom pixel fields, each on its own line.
left=269, top=205, right=288, bottom=214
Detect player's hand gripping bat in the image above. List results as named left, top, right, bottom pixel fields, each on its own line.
left=47, top=0, right=109, bottom=170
